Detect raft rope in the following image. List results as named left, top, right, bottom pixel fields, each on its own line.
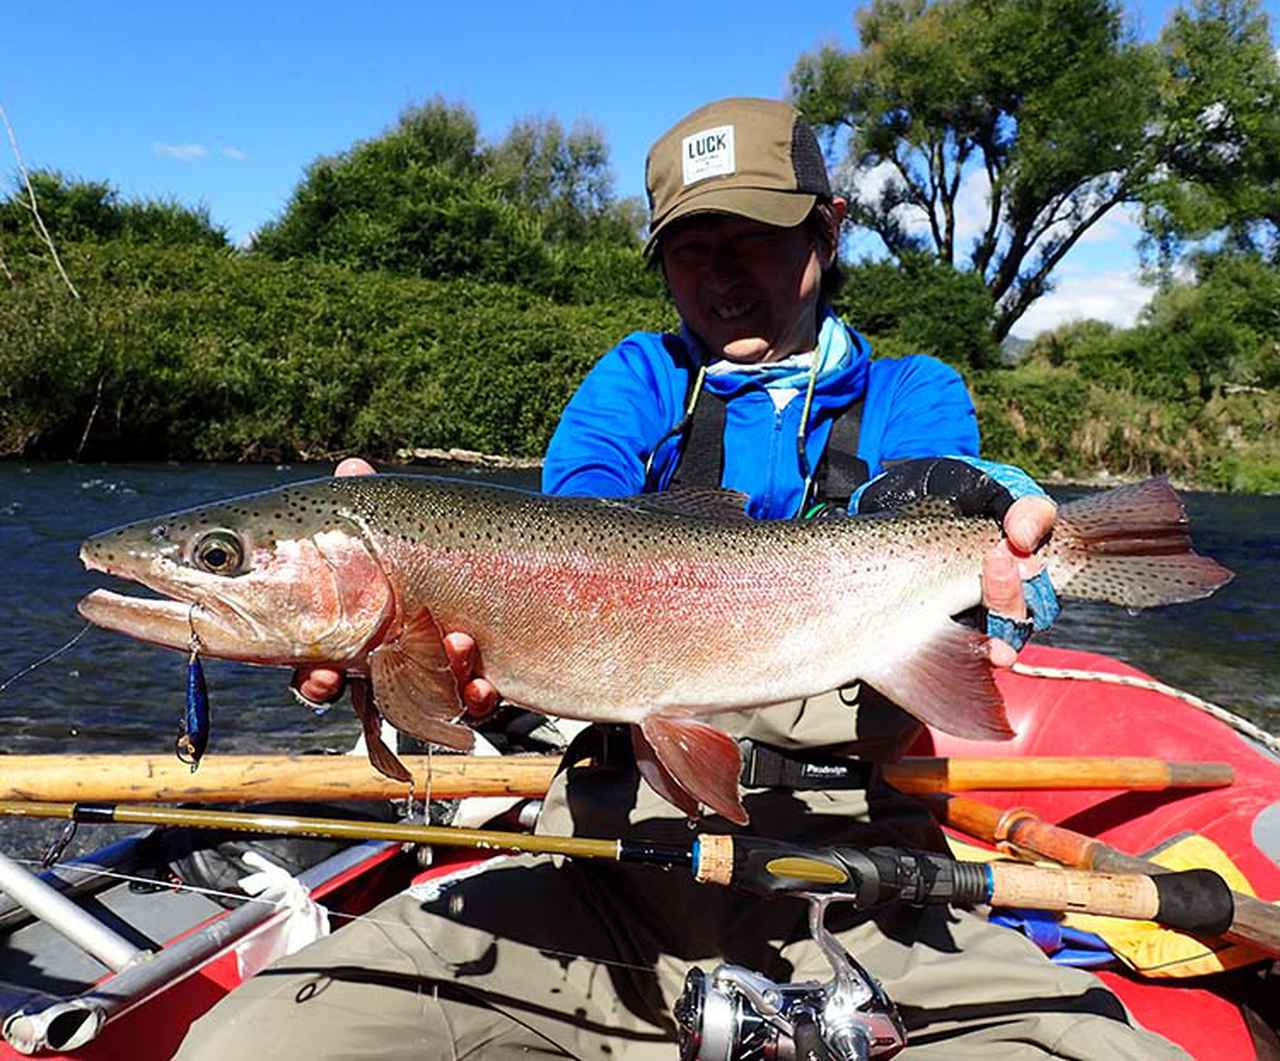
left=1010, top=661, right=1280, bottom=758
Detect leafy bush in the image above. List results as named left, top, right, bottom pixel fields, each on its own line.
left=0, top=241, right=674, bottom=462
left=0, top=172, right=228, bottom=271
left=251, top=98, right=655, bottom=303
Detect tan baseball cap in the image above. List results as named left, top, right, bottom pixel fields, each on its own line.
left=643, top=97, right=831, bottom=256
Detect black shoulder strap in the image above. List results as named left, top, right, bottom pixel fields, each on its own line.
left=668, top=389, right=726, bottom=490
left=815, top=398, right=870, bottom=503
left=664, top=378, right=869, bottom=506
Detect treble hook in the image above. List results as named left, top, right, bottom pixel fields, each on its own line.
left=175, top=603, right=211, bottom=772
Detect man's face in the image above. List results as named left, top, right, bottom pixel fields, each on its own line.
left=660, top=213, right=824, bottom=364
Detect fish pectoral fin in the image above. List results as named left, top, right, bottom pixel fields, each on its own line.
left=861, top=619, right=1014, bottom=741
left=368, top=608, right=475, bottom=753
left=351, top=677, right=412, bottom=783
left=636, top=716, right=748, bottom=825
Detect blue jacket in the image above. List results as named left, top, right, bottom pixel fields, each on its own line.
left=542, top=321, right=979, bottom=520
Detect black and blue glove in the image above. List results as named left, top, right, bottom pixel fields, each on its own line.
left=849, top=456, right=1061, bottom=650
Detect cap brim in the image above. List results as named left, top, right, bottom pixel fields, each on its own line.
left=644, top=187, right=817, bottom=257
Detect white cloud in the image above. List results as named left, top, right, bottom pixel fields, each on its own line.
left=153, top=143, right=208, bottom=161
left=1073, top=201, right=1144, bottom=247
left=1010, top=267, right=1155, bottom=338
left=221, top=145, right=247, bottom=161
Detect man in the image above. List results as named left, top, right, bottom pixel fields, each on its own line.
left=177, top=98, right=1185, bottom=1060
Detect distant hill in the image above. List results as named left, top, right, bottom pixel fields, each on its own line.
left=1000, top=334, right=1032, bottom=365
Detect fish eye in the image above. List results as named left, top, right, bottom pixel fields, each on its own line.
left=192, top=531, right=245, bottom=575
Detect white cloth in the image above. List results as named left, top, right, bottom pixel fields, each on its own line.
left=233, top=851, right=331, bottom=980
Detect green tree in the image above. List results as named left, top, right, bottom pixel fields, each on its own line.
left=792, top=0, right=1164, bottom=341
left=1141, top=0, right=1280, bottom=263
left=251, top=97, right=653, bottom=299
left=249, top=98, right=539, bottom=277
left=835, top=255, right=997, bottom=367
left=486, top=115, right=643, bottom=243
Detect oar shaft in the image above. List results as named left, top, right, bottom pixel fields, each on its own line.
left=884, top=757, right=1233, bottom=794
left=0, top=755, right=561, bottom=802
left=0, top=755, right=1232, bottom=803
left=933, top=794, right=1280, bottom=958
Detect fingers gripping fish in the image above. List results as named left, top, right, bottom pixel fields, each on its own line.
left=77, top=475, right=1232, bottom=825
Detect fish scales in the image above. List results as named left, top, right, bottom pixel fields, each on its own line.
left=333, top=479, right=990, bottom=719
left=77, top=475, right=1232, bottom=824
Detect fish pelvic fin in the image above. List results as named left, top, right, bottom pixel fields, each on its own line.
left=636, top=716, right=748, bottom=825
left=350, top=678, right=412, bottom=783
left=1048, top=478, right=1234, bottom=608
left=369, top=608, right=475, bottom=752
left=862, top=620, right=1014, bottom=742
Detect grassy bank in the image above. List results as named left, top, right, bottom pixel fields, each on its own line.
left=3, top=242, right=1276, bottom=491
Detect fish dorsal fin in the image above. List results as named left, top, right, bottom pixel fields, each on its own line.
left=368, top=608, right=476, bottom=752
left=350, top=678, right=412, bottom=782
left=860, top=619, right=1013, bottom=741
left=612, top=488, right=752, bottom=522
left=637, top=716, right=748, bottom=824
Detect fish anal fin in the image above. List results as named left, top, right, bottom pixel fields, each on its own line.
left=350, top=678, right=412, bottom=783
left=369, top=608, right=475, bottom=752
left=864, top=620, right=1014, bottom=742
left=637, top=716, right=747, bottom=825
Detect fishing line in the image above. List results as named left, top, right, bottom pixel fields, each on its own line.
left=0, top=623, right=93, bottom=697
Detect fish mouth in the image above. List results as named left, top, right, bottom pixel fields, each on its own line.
left=77, top=589, right=198, bottom=652
left=79, top=541, right=211, bottom=652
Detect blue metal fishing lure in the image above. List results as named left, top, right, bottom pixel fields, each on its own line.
left=175, top=630, right=210, bottom=772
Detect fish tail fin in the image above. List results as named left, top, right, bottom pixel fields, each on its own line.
left=635, top=717, right=748, bottom=825
left=1048, top=478, right=1234, bottom=608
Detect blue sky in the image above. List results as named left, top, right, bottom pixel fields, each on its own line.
left=5, top=0, right=1276, bottom=337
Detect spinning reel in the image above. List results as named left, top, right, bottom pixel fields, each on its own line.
left=673, top=894, right=907, bottom=1061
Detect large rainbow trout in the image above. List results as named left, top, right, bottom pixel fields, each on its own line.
left=78, top=475, right=1231, bottom=823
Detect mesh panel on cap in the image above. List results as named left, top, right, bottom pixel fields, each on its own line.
left=790, top=120, right=831, bottom=197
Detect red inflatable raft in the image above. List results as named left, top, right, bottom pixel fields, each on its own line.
left=914, top=644, right=1280, bottom=1060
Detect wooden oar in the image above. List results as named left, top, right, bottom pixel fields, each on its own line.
left=0, top=754, right=561, bottom=802
left=931, top=793, right=1280, bottom=958
left=884, top=756, right=1233, bottom=794
left=0, top=754, right=1233, bottom=803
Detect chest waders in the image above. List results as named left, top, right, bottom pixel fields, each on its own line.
left=643, top=361, right=870, bottom=519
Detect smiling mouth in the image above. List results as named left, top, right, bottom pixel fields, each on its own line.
left=713, top=300, right=758, bottom=322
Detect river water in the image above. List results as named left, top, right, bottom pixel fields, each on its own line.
left=0, top=462, right=1276, bottom=857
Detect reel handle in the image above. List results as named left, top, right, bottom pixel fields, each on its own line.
left=694, top=836, right=1234, bottom=934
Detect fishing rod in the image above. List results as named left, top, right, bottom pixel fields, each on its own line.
left=0, top=799, right=1235, bottom=932
left=0, top=799, right=1236, bottom=1061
